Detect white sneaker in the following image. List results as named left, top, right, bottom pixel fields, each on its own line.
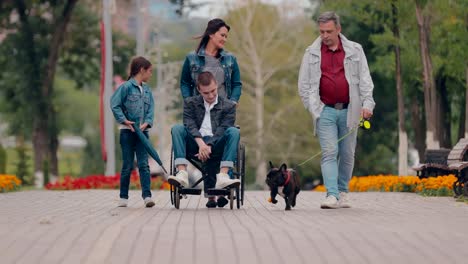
left=168, top=170, right=189, bottom=187
left=338, top=192, right=351, bottom=208
left=117, top=198, right=128, bottom=207
left=144, top=197, right=155, bottom=208
left=215, top=172, right=240, bottom=189
left=320, top=195, right=339, bottom=209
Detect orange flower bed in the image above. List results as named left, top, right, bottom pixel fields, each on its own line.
left=313, top=175, right=457, bottom=196
left=0, top=174, right=22, bottom=192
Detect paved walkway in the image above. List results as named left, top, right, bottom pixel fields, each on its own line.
left=0, top=190, right=467, bottom=264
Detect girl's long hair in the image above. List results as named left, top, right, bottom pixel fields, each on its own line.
left=127, top=56, right=152, bottom=80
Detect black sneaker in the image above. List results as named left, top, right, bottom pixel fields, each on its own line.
left=217, top=196, right=229, bottom=208
left=206, top=199, right=217, bottom=208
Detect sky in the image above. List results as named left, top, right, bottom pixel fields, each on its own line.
left=188, top=0, right=314, bottom=18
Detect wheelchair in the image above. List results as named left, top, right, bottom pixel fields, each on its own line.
left=169, top=139, right=246, bottom=210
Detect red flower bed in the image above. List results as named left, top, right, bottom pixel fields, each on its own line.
left=45, top=171, right=169, bottom=190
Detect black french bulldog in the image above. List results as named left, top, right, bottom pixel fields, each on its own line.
left=266, top=161, right=301, bottom=210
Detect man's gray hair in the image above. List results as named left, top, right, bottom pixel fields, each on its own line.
left=317, top=11, right=341, bottom=28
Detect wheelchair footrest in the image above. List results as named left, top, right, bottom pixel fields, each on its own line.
left=179, top=188, right=203, bottom=195
left=206, top=188, right=231, bottom=196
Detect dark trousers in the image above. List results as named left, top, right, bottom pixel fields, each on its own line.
left=119, top=129, right=152, bottom=199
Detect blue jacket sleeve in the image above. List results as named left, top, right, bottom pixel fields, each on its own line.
left=144, top=88, right=154, bottom=128
left=180, top=56, right=194, bottom=99
left=110, top=84, right=127, bottom=124
left=229, top=56, right=242, bottom=102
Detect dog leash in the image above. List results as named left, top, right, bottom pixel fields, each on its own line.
left=295, top=118, right=371, bottom=168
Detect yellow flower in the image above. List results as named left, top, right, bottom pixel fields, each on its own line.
left=0, top=174, right=22, bottom=192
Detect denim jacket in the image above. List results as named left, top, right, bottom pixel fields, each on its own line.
left=298, top=34, right=375, bottom=132
left=183, top=95, right=236, bottom=146
left=180, top=47, right=242, bottom=102
left=110, top=78, right=154, bottom=128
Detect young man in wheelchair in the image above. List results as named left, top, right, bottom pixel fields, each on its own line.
left=168, top=71, right=241, bottom=208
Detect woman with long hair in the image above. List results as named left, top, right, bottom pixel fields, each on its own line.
left=180, top=18, right=242, bottom=104
left=110, top=56, right=156, bottom=208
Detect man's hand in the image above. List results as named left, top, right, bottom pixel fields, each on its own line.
left=123, top=120, right=135, bottom=132
left=194, top=138, right=211, bottom=162
left=140, top=122, right=148, bottom=131
left=361, top=108, right=373, bottom=119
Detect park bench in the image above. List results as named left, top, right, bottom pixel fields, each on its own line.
left=413, top=138, right=468, bottom=196
left=413, top=148, right=451, bottom=178
left=446, top=138, right=468, bottom=196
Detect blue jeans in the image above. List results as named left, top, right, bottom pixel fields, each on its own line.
left=171, top=124, right=240, bottom=190
left=119, top=129, right=152, bottom=199
left=317, top=106, right=357, bottom=199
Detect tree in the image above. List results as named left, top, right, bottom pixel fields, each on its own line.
left=0, top=0, right=78, bottom=183
left=0, top=1, right=138, bottom=182
left=168, top=0, right=207, bottom=16
left=415, top=0, right=439, bottom=149
left=392, top=0, right=408, bottom=175
left=225, top=0, right=316, bottom=186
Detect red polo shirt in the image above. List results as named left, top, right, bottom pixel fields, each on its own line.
left=319, top=39, right=349, bottom=105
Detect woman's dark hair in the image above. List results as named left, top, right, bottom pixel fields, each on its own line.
left=127, top=56, right=152, bottom=80
left=196, top=18, right=230, bottom=53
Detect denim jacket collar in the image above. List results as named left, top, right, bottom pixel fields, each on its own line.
left=128, top=78, right=150, bottom=91
left=197, top=46, right=227, bottom=58
left=128, top=78, right=140, bottom=87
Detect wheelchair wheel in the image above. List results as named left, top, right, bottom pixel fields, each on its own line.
left=239, top=143, right=245, bottom=206
left=170, top=147, right=174, bottom=205
left=174, top=186, right=180, bottom=209
left=229, top=188, right=234, bottom=210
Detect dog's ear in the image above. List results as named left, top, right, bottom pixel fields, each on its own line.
left=269, top=161, right=275, bottom=169
left=280, top=163, right=287, bottom=172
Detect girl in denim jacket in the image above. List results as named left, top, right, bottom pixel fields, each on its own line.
left=111, top=56, right=155, bottom=208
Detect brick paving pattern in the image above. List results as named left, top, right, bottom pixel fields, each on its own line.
left=1, top=190, right=467, bottom=264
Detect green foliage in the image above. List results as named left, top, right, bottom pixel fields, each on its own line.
left=168, top=0, right=205, bottom=16
left=59, top=4, right=136, bottom=85
left=419, top=187, right=453, bottom=197
left=222, top=2, right=323, bottom=185
left=81, top=133, right=105, bottom=176
left=15, top=146, right=32, bottom=186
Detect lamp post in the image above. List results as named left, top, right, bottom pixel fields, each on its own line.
left=103, top=0, right=116, bottom=176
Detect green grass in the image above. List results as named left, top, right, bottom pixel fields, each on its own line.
left=5, top=147, right=84, bottom=178
left=455, top=196, right=468, bottom=204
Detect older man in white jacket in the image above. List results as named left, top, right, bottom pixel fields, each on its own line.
left=298, top=11, right=375, bottom=209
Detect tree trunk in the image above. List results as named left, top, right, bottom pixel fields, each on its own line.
left=49, top=105, right=59, bottom=180
left=33, top=120, right=49, bottom=187
left=392, top=0, right=408, bottom=176
left=254, top=81, right=266, bottom=187
left=436, top=71, right=451, bottom=148
left=415, top=1, right=439, bottom=149
left=411, top=103, right=426, bottom=162
left=40, top=0, right=78, bottom=180
left=465, top=66, right=468, bottom=138
left=15, top=0, right=77, bottom=186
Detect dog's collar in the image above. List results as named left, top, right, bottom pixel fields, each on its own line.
left=282, top=170, right=291, bottom=186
